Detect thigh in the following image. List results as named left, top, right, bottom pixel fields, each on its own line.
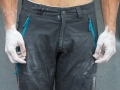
left=55, top=40, right=97, bottom=90
left=17, top=9, right=60, bottom=90
left=55, top=8, right=98, bottom=90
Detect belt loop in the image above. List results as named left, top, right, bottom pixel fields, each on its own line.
left=41, top=5, right=45, bottom=11
left=41, top=5, right=45, bottom=15
left=37, top=5, right=41, bottom=14
left=75, top=6, right=83, bottom=18
left=37, top=5, right=44, bottom=15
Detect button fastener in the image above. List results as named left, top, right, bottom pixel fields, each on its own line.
left=62, top=11, right=66, bottom=15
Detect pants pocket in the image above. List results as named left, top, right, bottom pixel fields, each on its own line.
left=88, top=15, right=97, bottom=49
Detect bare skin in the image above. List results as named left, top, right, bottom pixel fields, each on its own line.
left=100, top=0, right=119, bottom=34
left=0, top=0, right=119, bottom=64
left=30, top=0, right=92, bottom=6
left=93, top=0, right=119, bottom=63
left=0, top=0, right=17, bottom=30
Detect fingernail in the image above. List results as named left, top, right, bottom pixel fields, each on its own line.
left=95, top=60, right=102, bottom=64
left=95, top=61, right=97, bottom=63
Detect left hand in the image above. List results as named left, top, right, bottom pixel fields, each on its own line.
left=93, top=26, right=116, bottom=63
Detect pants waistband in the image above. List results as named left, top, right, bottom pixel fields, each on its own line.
left=22, top=0, right=95, bottom=16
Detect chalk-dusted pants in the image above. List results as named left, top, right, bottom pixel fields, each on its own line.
left=17, top=0, right=98, bottom=90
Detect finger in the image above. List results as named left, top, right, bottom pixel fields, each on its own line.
left=17, top=52, right=26, bottom=59
left=18, top=41, right=26, bottom=57
left=6, top=51, right=17, bottom=63
left=95, top=49, right=112, bottom=63
left=17, top=52, right=22, bottom=55
left=19, top=56, right=26, bottom=60
left=97, top=52, right=104, bottom=60
left=93, top=43, right=102, bottom=59
left=17, top=54, right=26, bottom=59
left=17, top=52, right=23, bottom=56
left=8, top=49, right=26, bottom=64
left=17, top=54, right=23, bottom=57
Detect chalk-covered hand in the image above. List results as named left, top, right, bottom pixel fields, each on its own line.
left=93, top=26, right=116, bottom=63
left=5, top=25, right=26, bottom=64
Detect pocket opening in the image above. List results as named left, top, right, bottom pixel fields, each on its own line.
left=88, top=16, right=97, bottom=48
left=22, top=14, right=31, bottom=36
left=14, top=14, right=31, bottom=75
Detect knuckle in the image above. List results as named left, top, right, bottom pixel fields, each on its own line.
left=21, top=40, right=24, bottom=44
left=7, top=47, right=13, bottom=52
left=5, top=49, right=8, bottom=53
left=113, top=49, right=116, bottom=54
left=8, top=50, right=14, bottom=54
left=109, top=49, right=116, bottom=55
left=7, top=49, right=12, bottom=53
left=107, top=49, right=113, bottom=53
left=20, top=36, right=24, bottom=40
left=19, top=40, right=25, bottom=45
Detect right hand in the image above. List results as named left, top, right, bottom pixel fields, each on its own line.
left=5, top=25, right=26, bottom=64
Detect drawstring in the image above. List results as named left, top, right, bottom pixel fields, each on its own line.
left=14, top=15, right=31, bottom=74
left=88, top=18, right=96, bottom=48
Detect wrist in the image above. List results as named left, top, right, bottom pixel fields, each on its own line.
left=104, top=26, right=116, bottom=35
left=2, top=11, right=17, bottom=30
left=5, top=24, right=16, bottom=32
